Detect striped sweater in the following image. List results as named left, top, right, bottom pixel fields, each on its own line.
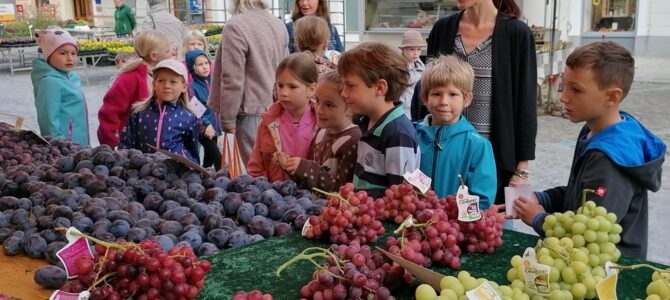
left=353, top=105, right=421, bottom=198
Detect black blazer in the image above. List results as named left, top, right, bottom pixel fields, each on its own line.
left=426, top=11, right=538, bottom=172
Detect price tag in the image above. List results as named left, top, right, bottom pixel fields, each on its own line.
left=596, top=262, right=619, bottom=300
left=520, top=247, right=552, bottom=296
left=301, top=219, right=312, bottom=237
left=49, top=290, right=90, bottom=300
left=402, top=169, right=432, bottom=194
left=456, top=184, right=481, bottom=222
left=56, top=227, right=94, bottom=278
left=189, top=96, right=207, bottom=119
left=394, top=215, right=416, bottom=235
left=465, top=281, right=502, bottom=300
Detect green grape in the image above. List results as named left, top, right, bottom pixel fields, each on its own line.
left=609, top=234, right=621, bottom=244
left=571, top=222, right=587, bottom=235
left=557, top=213, right=567, bottom=223
left=612, top=249, right=621, bottom=262
left=605, top=212, right=617, bottom=223
left=507, top=268, right=518, bottom=282
left=548, top=290, right=564, bottom=300
left=585, top=201, right=597, bottom=210
left=600, top=242, right=617, bottom=255
left=561, top=267, right=578, bottom=284
left=553, top=226, right=566, bottom=238
left=435, top=296, right=451, bottom=300
left=596, top=232, right=609, bottom=243
left=575, top=214, right=588, bottom=223
left=647, top=280, right=670, bottom=298
left=554, top=259, right=567, bottom=271
left=550, top=267, right=560, bottom=282
left=511, top=279, right=525, bottom=290
left=599, top=253, right=613, bottom=264
left=457, top=271, right=471, bottom=282
left=511, top=255, right=523, bottom=268
left=440, top=276, right=464, bottom=295
left=571, top=283, right=587, bottom=299
left=565, top=211, right=575, bottom=218
left=588, top=254, right=600, bottom=267
left=498, top=285, right=513, bottom=297
left=594, top=206, right=607, bottom=217
left=462, top=277, right=479, bottom=292
left=570, top=261, right=588, bottom=274
left=439, top=289, right=458, bottom=300
left=584, top=230, right=597, bottom=243
left=517, top=266, right=525, bottom=280
left=586, top=219, right=599, bottom=231
left=586, top=243, right=601, bottom=254
left=582, top=276, right=597, bottom=292
left=531, top=295, right=545, bottom=300
left=559, top=281, right=573, bottom=291
left=550, top=282, right=561, bottom=292
left=539, top=255, right=554, bottom=266
left=545, top=229, right=555, bottom=237
left=545, top=215, right=558, bottom=227
left=571, top=249, right=589, bottom=264
left=595, top=216, right=612, bottom=232
left=572, top=234, right=586, bottom=248
left=562, top=218, right=575, bottom=233
left=611, top=223, right=623, bottom=235
left=545, top=237, right=560, bottom=248
left=538, top=247, right=551, bottom=257
left=592, top=266, right=606, bottom=278
left=560, top=237, right=574, bottom=249
left=416, top=284, right=438, bottom=300
left=585, top=289, right=597, bottom=299
left=647, top=295, right=662, bottom=300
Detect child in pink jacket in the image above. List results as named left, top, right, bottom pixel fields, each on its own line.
left=247, top=53, right=318, bottom=182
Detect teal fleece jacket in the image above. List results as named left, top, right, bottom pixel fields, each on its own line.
left=31, top=58, right=90, bottom=146
left=415, top=115, right=497, bottom=207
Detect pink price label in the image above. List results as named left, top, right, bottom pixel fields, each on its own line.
left=49, top=290, right=88, bottom=300
left=56, top=237, right=94, bottom=278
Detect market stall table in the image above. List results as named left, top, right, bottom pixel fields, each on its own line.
left=0, top=43, right=38, bottom=75
left=77, top=52, right=109, bottom=86
left=199, top=228, right=667, bottom=299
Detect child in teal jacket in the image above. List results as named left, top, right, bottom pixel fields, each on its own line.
left=415, top=56, right=496, bottom=207
left=31, top=27, right=89, bottom=146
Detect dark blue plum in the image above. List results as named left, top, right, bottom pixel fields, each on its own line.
left=11, top=208, right=28, bottom=225
left=160, top=220, right=183, bottom=236
left=236, top=203, right=254, bottom=225
left=198, top=242, right=219, bottom=256
left=248, top=217, right=274, bottom=238
left=179, top=213, right=201, bottom=227
left=223, top=193, right=243, bottom=216
left=23, top=234, right=47, bottom=258
left=124, top=202, right=145, bottom=222
left=206, top=229, right=229, bottom=249
left=34, top=266, right=67, bottom=289
left=297, top=197, right=313, bottom=210
left=203, top=187, right=226, bottom=203
left=155, top=235, right=176, bottom=252
left=268, top=201, right=288, bottom=220
left=260, top=189, right=283, bottom=206
left=213, top=176, right=231, bottom=191
left=179, top=231, right=203, bottom=249
left=164, top=207, right=190, bottom=221
left=227, top=231, right=250, bottom=248
left=254, top=203, right=269, bottom=217
left=72, top=217, right=93, bottom=232
left=203, top=214, right=225, bottom=233
left=53, top=217, right=71, bottom=229
left=274, top=222, right=293, bottom=236
left=39, top=229, right=59, bottom=244
left=17, top=198, right=32, bottom=210
left=3, top=236, right=23, bottom=255
left=127, top=227, right=147, bottom=243
left=0, top=228, right=12, bottom=244
left=158, top=200, right=181, bottom=215
left=107, top=210, right=132, bottom=223
left=188, top=183, right=206, bottom=200
left=189, top=203, right=210, bottom=220
left=110, top=220, right=131, bottom=238
left=241, top=191, right=259, bottom=204
left=44, top=241, right=67, bottom=265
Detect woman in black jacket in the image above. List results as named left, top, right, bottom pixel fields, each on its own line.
left=426, top=0, right=537, bottom=204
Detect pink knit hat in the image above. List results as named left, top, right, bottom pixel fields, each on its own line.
left=36, top=26, right=78, bottom=59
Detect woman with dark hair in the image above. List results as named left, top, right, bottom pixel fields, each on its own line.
left=285, top=0, right=344, bottom=53
left=426, top=0, right=537, bottom=204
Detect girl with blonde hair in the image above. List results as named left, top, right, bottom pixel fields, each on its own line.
left=98, top=30, right=175, bottom=147
left=294, top=15, right=335, bottom=77
left=119, top=59, right=200, bottom=163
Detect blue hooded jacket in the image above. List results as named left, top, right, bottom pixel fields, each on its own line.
left=119, top=99, right=200, bottom=163
left=533, top=112, right=666, bottom=258
left=31, top=58, right=90, bottom=146
left=185, top=49, right=221, bottom=135
left=415, top=115, right=497, bottom=207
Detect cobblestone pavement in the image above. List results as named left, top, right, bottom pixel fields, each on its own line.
left=0, top=56, right=668, bottom=264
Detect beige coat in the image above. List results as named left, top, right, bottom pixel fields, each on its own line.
left=141, top=3, right=187, bottom=48
left=208, top=8, right=289, bottom=131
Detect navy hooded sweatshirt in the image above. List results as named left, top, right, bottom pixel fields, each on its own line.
left=531, top=112, right=665, bottom=259
left=185, top=49, right=221, bottom=135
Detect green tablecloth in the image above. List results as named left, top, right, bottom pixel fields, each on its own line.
left=199, top=226, right=665, bottom=299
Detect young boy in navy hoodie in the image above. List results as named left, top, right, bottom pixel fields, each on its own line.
left=514, top=42, right=666, bottom=259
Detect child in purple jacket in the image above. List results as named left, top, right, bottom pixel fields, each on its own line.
left=119, top=59, right=200, bottom=163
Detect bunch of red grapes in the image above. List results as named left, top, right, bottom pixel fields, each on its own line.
left=60, top=239, right=211, bottom=300
left=385, top=208, right=464, bottom=269
left=304, top=183, right=385, bottom=245
left=380, top=184, right=442, bottom=224
left=442, top=196, right=505, bottom=254
left=299, top=242, right=412, bottom=300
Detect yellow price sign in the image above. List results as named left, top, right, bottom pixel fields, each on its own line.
left=596, top=262, right=619, bottom=300
left=593, top=0, right=601, bottom=6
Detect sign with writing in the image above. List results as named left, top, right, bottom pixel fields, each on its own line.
left=56, top=228, right=94, bottom=278
left=0, top=4, right=16, bottom=22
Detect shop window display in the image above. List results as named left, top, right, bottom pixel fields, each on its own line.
left=365, top=0, right=459, bottom=30
left=587, top=0, right=636, bottom=32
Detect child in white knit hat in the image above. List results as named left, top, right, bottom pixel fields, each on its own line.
left=398, top=29, right=426, bottom=119
left=31, top=26, right=90, bottom=146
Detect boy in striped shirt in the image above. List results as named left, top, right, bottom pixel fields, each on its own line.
left=338, top=42, right=421, bottom=198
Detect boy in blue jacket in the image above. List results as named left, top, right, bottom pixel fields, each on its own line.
left=415, top=55, right=496, bottom=207
left=514, top=42, right=665, bottom=259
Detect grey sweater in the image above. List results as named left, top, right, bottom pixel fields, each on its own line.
left=141, top=3, right=187, bottom=48
left=208, top=9, right=289, bottom=131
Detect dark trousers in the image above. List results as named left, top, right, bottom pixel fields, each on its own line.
left=199, top=135, right=222, bottom=171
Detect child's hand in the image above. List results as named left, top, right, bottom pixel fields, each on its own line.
left=204, top=125, right=215, bottom=139
left=283, top=157, right=301, bottom=174
left=513, top=195, right=544, bottom=225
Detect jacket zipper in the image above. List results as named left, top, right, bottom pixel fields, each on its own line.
left=431, top=126, right=444, bottom=189
left=68, top=119, right=73, bottom=141
left=68, top=75, right=90, bottom=145
left=156, top=102, right=167, bottom=148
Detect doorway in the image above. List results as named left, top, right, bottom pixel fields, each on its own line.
left=73, top=0, right=92, bottom=22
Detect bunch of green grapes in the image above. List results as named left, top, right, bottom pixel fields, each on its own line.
left=415, top=271, right=529, bottom=300
left=646, top=270, right=670, bottom=300
left=542, top=200, right=623, bottom=267
left=506, top=237, right=608, bottom=300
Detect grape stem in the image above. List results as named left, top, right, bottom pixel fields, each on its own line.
left=86, top=271, right=117, bottom=291
left=581, top=189, right=595, bottom=207
left=276, top=247, right=343, bottom=278
left=537, top=240, right=572, bottom=264
left=54, top=227, right=129, bottom=251
left=313, top=187, right=353, bottom=208
left=611, top=263, right=670, bottom=273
